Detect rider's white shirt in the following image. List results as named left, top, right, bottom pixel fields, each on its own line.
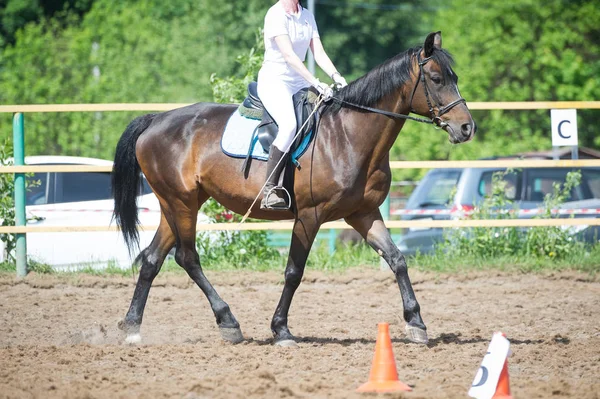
left=262, top=2, right=319, bottom=77
left=258, top=3, right=320, bottom=153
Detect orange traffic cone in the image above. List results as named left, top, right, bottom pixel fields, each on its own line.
left=356, top=323, right=412, bottom=393
left=492, top=359, right=512, bottom=399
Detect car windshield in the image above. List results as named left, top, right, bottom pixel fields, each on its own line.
left=61, top=172, right=113, bottom=203
left=410, top=170, right=461, bottom=207
left=26, top=166, right=154, bottom=205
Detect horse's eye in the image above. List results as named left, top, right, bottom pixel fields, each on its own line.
left=431, top=75, right=442, bottom=84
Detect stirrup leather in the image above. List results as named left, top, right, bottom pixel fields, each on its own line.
left=260, top=185, right=291, bottom=210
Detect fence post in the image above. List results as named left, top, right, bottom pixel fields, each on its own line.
left=13, top=113, right=27, bottom=277
left=379, top=194, right=390, bottom=270
left=328, top=227, right=336, bottom=254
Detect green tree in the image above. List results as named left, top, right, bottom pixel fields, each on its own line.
left=210, top=29, right=265, bottom=104
left=0, top=0, right=94, bottom=47
left=435, top=0, right=600, bottom=153
left=0, top=0, right=43, bottom=48
left=390, top=0, right=600, bottom=182
left=0, top=0, right=265, bottom=159
left=315, top=0, right=436, bottom=81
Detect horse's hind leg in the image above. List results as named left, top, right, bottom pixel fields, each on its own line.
left=170, top=196, right=243, bottom=344
left=345, top=209, right=428, bottom=344
left=119, top=212, right=175, bottom=343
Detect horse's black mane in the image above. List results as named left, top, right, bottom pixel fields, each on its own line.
left=332, top=46, right=455, bottom=109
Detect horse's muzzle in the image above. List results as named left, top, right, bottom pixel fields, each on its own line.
left=446, top=120, right=476, bottom=144
left=461, top=120, right=476, bottom=142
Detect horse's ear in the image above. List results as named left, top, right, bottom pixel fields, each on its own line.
left=423, top=31, right=442, bottom=57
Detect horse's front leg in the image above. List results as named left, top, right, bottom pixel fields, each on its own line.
left=346, top=209, right=428, bottom=344
left=271, top=213, right=320, bottom=346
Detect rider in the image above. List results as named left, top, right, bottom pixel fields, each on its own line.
left=258, top=0, right=347, bottom=210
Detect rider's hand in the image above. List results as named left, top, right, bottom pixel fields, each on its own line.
left=332, top=72, right=348, bottom=89
left=313, top=79, right=333, bottom=101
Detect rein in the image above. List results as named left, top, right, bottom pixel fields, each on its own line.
left=333, top=52, right=466, bottom=128
left=332, top=98, right=434, bottom=124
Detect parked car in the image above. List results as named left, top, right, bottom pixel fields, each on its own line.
left=1, top=156, right=162, bottom=270
left=396, top=165, right=600, bottom=256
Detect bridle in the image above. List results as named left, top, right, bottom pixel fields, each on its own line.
left=332, top=51, right=466, bottom=128
left=408, top=53, right=466, bottom=128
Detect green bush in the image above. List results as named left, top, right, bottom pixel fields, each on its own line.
left=442, top=169, right=584, bottom=260
left=444, top=171, right=522, bottom=258
left=0, top=140, right=16, bottom=264
left=195, top=199, right=281, bottom=268
left=524, top=171, right=583, bottom=258
left=210, top=28, right=264, bottom=104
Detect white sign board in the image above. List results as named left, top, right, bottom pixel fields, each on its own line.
left=468, top=332, right=510, bottom=399
left=551, top=109, right=578, bottom=146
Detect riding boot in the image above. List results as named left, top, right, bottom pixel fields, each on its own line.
left=260, top=146, right=288, bottom=210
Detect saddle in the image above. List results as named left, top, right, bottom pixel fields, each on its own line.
left=240, top=82, right=320, bottom=157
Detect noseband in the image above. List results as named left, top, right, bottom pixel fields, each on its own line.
left=333, top=52, right=466, bottom=127
left=408, top=53, right=466, bottom=129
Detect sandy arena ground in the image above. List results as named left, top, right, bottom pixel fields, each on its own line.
left=0, top=267, right=599, bottom=398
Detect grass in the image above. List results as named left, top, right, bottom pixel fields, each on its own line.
left=411, top=244, right=600, bottom=275
left=179, top=241, right=379, bottom=272
left=1, top=241, right=599, bottom=277
left=0, top=241, right=380, bottom=276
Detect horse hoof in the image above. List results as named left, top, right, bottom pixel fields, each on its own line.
left=220, top=327, right=244, bottom=344
left=117, top=319, right=139, bottom=334
left=275, top=339, right=298, bottom=348
left=405, top=325, right=429, bottom=344
left=125, top=333, right=142, bottom=345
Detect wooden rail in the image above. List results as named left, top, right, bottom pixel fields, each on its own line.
left=0, top=104, right=191, bottom=113
left=3, top=159, right=600, bottom=174
left=1, top=218, right=599, bottom=234
left=387, top=159, right=600, bottom=169
left=1, top=101, right=599, bottom=114
left=0, top=165, right=113, bottom=173
left=466, top=101, right=600, bottom=110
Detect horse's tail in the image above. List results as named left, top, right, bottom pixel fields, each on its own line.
left=112, top=113, right=156, bottom=254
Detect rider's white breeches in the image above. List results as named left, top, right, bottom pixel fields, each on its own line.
left=257, top=62, right=309, bottom=153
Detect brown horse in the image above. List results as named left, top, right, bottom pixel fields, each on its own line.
left=112, top=32, right=475, bottom=346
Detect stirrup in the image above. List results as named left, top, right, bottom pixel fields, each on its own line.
left=260, top=185, right=291, bottom=210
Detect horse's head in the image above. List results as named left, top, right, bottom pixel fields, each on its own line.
left=409, top=32, right=476, bottom=144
